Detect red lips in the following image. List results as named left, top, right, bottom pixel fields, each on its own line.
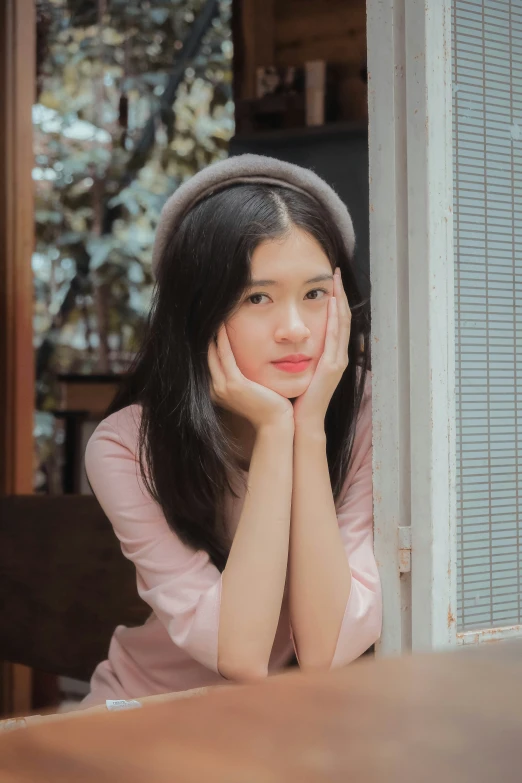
left=272, top=354, right=312, bottom=374
left=272, top=354, right=311, bottom=364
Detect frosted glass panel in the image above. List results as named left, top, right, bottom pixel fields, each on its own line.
left=453, top=0, right=522, bottom=631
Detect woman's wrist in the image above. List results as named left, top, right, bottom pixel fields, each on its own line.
left=255, top=416, right=295, bottom=441
left=294, top=420, right=327, bottom=442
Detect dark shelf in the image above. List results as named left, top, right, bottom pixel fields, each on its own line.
left=231, top=120, right=368, bottom=145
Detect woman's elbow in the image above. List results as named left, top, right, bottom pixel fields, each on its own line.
left=218, top=658, right=269, bottom=683
left=298, top=657, right=333, bottom=673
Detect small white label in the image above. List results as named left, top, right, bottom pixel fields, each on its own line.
left=105, top=699, right=142, bottom=711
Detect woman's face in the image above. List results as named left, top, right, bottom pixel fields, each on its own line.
left=225, top=226, right=334, bottom=399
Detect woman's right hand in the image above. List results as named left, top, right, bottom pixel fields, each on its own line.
left=208, top=325, right=294, bottom=433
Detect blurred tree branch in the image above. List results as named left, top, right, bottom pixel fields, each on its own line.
left=35, top=0, right=221, bottom=402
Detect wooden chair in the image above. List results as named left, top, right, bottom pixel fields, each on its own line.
left=0, top=494, right=373, bottom=702
left=0, top=495, right=149, bottom=682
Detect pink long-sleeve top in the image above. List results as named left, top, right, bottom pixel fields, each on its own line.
left=81, top=379, right=381, bottom=707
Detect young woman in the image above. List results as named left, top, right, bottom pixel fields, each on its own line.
left=81, top=154, right=382, bottom=707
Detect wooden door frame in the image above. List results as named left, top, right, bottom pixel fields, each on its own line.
left=0, top=0, right=36, bottom=716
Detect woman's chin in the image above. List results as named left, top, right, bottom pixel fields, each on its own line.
left=270, top=377, right=311, bottom=399
left=245, top=369, right=311, bottom=399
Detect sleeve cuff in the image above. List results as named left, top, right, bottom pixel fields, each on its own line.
left=166, top=577, right=224, bottom=674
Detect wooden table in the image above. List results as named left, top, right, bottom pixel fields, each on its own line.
left=1, top=643, right=522, bottom=782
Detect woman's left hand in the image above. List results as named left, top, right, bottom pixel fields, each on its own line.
left=292, top=267, right=351, bottom=431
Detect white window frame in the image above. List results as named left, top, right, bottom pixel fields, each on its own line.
left=367, top=0, right=457, bottom=654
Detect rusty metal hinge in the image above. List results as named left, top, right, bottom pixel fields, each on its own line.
left=398, top=526, right=412, bottom=573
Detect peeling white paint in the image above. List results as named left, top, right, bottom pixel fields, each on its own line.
left=510, top=122, right=521, bottom=141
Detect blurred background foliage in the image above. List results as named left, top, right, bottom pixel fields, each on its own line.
left=33, top=0, right=234, bottom=491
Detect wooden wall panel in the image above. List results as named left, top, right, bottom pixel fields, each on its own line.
left=0, top=0, right=36, bottom=716
left=233, top=0, right=367, bottom=103
left=275, top=0, right=366, bottom=70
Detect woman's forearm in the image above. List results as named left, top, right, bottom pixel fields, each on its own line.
left=289, top=426, right=352, bottom=670
left=218, top=421, right=294, bottom=681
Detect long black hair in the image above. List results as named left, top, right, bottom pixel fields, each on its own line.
left=105, top=182, right=370, bottom=571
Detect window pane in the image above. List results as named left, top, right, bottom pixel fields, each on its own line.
left=453, top=0, right=522, bottom=631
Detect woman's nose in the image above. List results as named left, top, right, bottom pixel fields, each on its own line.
left=274, top=309, right=311, bottom=343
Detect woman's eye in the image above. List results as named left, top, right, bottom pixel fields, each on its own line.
left=248, top=293, right=270, bottom=305
left=305, top=288, right=328, bottom=300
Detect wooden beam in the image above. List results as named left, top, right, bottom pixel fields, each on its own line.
left=234, top=0, right=275, bottom=100
left=0, top=0, right=36, bottom=716
left=0, top=0, right=35, bottom=493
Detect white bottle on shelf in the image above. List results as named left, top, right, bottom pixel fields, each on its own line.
left=305, top=60, right=326, bottom=126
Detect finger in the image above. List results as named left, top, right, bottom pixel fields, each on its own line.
left=208, top=340, right=226, bottom=393
left=334, top=270, right=351, bottom=366
left=216, top=324, right=241, bottom=379
left=334, top=268, right=351, bottom=323
left=323, top=295, right=339, bottom=364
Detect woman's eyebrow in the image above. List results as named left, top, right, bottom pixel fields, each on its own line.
left=248, top=273, right=334, bottom=287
